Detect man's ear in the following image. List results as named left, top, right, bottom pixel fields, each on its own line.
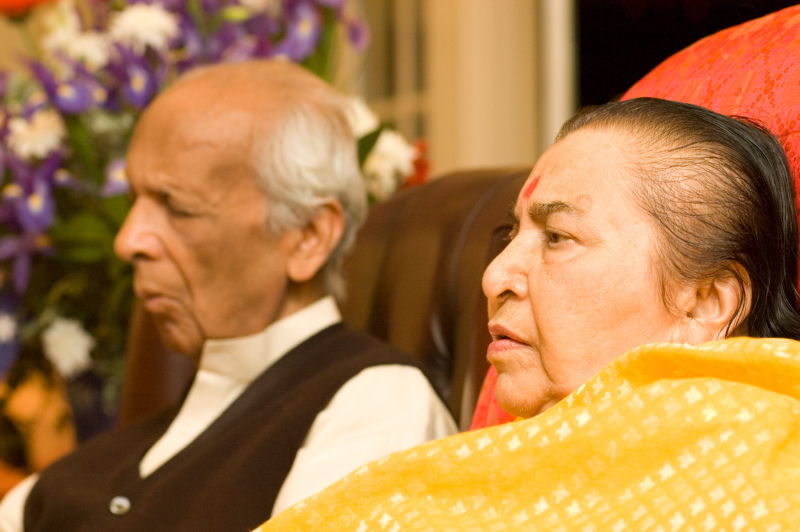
left=285, top=199, right=345, bottom=284
left=684, top=264, right=751, bottom=343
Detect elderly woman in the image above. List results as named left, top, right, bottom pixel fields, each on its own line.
left=258, top=98, right=800, bottom=531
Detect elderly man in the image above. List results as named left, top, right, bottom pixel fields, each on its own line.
left=0, top=61, right=456, bottom=531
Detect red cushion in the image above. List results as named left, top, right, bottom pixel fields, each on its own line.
left=623, top=5, right=800, bottom=218
left=469, top=365, right=515, bottom=430
left=470, top=5, right=800, bottom=431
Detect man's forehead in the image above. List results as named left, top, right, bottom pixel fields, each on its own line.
left=128, top=116, right=255, bottom=198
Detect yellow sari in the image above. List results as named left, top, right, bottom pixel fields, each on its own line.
left=258, top=338, right=800, bottom=531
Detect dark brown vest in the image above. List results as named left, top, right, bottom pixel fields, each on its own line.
left=24, top=324, right=424, bottom=532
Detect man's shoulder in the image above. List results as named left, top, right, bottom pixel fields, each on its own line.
left=49, top=406, right=178, bottom=470
left=302, top=323, right=422, bottom=370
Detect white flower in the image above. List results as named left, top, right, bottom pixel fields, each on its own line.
left=345, top=97, right=380, bottom=138
left=45, top=28, right=112, bottom=71
left=68, top=32, right=113, bottom=70
left=0, top=314, right=16, bottom=344
left=109, top=3, right=179, bottom=55
left=7, top=110, right=66, bottom=161
left=363, top=129, right=419, bottom=201
left=42, top=318, right=95, bottom=378
left=42, top=0, right=81, bottom=37
left=87, top=111, right=135, bottom=138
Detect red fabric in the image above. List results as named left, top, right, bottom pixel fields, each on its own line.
left=470, top=5, right=800, bottom=431
left=623, top=5, right=800, bottom=247
left=0, top=0, right=54, bottom=16
left=469, top=365, right=515, bottom=430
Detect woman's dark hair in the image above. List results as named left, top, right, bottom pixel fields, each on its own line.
left=557, top=97, right=800, bottom=340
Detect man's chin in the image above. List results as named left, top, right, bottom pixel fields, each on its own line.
left=154, top=320, right=204, bottom=361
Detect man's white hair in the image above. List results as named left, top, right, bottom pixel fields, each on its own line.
left=178, top=61, right=367, bottom=299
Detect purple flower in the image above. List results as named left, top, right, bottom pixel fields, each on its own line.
left=221, top=35, right=259, bottom=62
left=20, top=92, right=47, bottom=120
left=173, top=16, right=205, bottom=71
left=0, top=291, right=20, bottom=375
left=208, top=22, right=245, bottom=62
left=28, top=62, right=97, bottom=115
left=274, top=1, right=321, bottom=61
left=0, top=231, right=53, bottom=296
left=106, top=45, right=160, bottom=109
left=158, top=0, right=187, bottom=11
left=123, top=63, right=158, bottom=109
left=53, top=168, right=80, bottom=190
left=102, top=159, right=129, bottom=197
left=6, top=151, right=63, bottom=195
left=201, top=0, right=219, bottom=14
left=14, top=182, right=56, bottom=235
left=345, top=16, right=369, bottom=51
left=244, top=13, right=280, bottom=37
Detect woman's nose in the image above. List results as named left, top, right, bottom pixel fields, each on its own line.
left=482, top=240, right=529, bottom=303
left=113, top=199, right=162, bottom=263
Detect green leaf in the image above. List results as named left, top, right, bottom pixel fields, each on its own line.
left=302, top=7, right=337, bottom=83
left=50, top=212, right=115, bottom=264
left=221, top=6, right=251, bottom=22
left=64, top=116, right=103, bottom=185
left=102, top=195, right=131, bottom=229
left=357, top=126, right=384, bottom=167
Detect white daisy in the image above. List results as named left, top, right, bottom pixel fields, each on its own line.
left=7, top=109, right=66, bottom=161
left=109, top=3, right=179, bottom=55
left=42, top=317, right=95, bottom=378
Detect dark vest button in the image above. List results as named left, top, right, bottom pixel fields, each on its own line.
left=109, top=496, right=131, bottom=516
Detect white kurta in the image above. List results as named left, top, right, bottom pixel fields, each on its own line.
left=0, top=296, right=457, bottom=529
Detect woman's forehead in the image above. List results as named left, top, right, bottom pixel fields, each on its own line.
left=515, top=129, right=643, bottom=222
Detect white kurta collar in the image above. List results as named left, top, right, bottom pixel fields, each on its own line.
left=139, top=295, right=341, bottom=477
left=198, top=295, right=342, bottom=382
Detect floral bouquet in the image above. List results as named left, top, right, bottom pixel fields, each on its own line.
left=0, top=0, right=426, bottom=457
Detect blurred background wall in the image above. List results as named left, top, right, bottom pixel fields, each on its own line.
left=2, top=0, right=798, bottom=176
left=350, top=0, right=797, bottom=176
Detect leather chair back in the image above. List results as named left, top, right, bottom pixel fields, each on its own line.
left=340, top=169, right=528, bottom=428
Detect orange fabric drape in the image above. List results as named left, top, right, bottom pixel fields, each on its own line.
left=259, top=338, right=800, bottom=531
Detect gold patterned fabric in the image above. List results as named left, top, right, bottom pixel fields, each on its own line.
left=257, top=338, right=800, bottom=531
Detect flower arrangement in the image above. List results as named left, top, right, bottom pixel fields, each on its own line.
left=0, top=0, right=426, bottom=448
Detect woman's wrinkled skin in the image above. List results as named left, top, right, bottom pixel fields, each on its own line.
left=482, top=128, right=742, bottom=418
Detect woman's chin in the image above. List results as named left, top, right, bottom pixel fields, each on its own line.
left=494, top=372, right=549, bottom=419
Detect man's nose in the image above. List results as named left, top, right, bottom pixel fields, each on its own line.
left=113, top=199, right=162, bottom=263
left=482, top=240, right=529, bottom=303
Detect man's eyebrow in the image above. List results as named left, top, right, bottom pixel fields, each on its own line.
left=526, top=201, right=585, bottom=223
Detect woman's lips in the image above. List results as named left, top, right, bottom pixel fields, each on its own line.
left=486, top=323, right=530, bottom=364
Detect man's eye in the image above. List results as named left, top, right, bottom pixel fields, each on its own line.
left=166, top=203, right=193, bottom=218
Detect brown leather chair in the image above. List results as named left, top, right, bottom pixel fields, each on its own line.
left=118, top=167, right=530, bottom=431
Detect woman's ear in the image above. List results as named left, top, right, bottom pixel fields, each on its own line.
left=285, top=199, right=345, bottom=284
left=684, top=264, right=751, bottom=343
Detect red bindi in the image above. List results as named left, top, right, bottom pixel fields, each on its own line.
left=522, top=175, right=540, bottom=200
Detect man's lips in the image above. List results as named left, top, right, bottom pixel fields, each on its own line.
left=136, top=287, right=176, bottom=312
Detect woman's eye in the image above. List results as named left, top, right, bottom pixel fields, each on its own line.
left=504, top=224, right=519, bottom=243
left=545, top=230, right=567, bottom=246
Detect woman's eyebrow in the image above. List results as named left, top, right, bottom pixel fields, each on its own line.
left=527, top=200, right=585, bottom=223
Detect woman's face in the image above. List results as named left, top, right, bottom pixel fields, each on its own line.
left=483, top=128, right=689, bottom=418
